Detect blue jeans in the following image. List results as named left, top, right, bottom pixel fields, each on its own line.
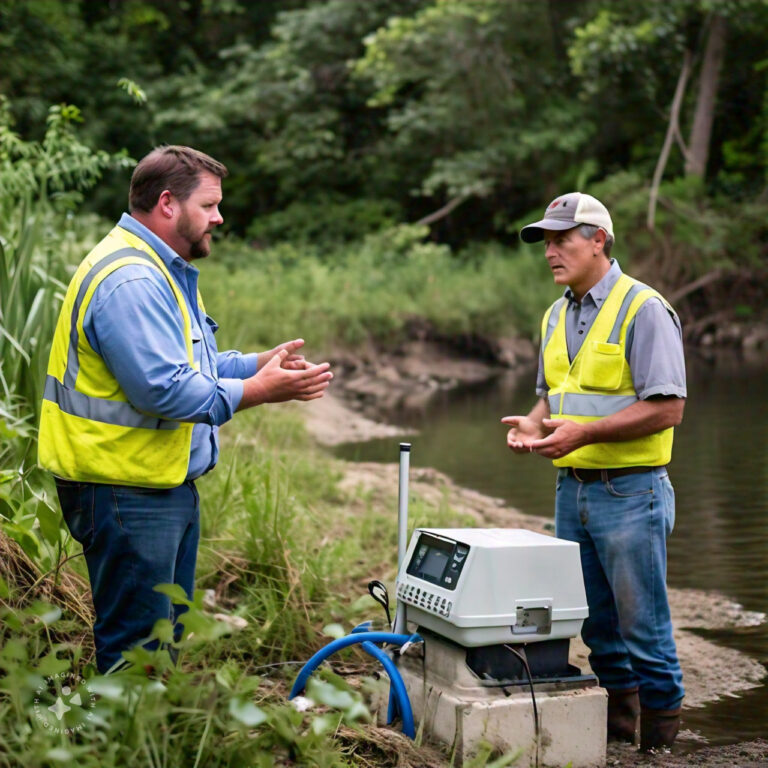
left=555, top=467, right=684, bottom=710
left=55, top=479, right=200, bottom=673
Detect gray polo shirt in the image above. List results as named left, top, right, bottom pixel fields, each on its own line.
left=535, top=260, right=686, bottom=400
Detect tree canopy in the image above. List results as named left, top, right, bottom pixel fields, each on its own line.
left=2, top=0, right=767, bottom=253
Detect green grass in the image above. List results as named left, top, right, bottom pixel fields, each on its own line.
left=200, top=225, right=559, bottom=356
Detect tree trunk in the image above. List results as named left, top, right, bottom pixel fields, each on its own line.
left=685, top=14, right=727, bottom=178
left=648, top=50, right=692, bottom=231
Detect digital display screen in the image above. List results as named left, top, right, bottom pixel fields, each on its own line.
left=419, top=548, right=449, bottom=580
left=406, top=532, right=468, bottom=590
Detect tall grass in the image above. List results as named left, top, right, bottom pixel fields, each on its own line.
left=201, top=225, right=559, bottom=356
left=0, top=101, right=127, bottom=576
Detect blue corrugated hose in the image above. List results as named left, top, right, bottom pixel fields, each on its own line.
left=288, top=628, right=421, bottom=739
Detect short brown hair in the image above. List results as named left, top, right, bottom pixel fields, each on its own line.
left=129, top=145, right=228, bottom=213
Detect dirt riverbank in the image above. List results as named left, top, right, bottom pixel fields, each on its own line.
left=295, top=382, right=768, bottom=767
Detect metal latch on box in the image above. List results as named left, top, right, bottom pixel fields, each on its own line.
left=513, top=604, right=552, bottom=635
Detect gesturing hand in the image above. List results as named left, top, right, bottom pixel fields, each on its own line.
left=241, top=350, right=333, bottom=408
left=501, top=415, right=547, bottom=454
left=258, top=338, right=307, bottom=371
left=528, top=418, right=587, bottom=459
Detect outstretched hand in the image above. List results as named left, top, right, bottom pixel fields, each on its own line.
left=501, top=415, right=548, bottom=454
left=241, top=349, right=333, bottom=408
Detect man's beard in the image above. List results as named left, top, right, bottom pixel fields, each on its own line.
left=178, top=209, right=211, bottom=260
left=188, top=236, right=211, bottom=261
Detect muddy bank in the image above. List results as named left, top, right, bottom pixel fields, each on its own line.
left=327, top=336, right=536, bottom=418
left=321, top=326, right=768, bottom=422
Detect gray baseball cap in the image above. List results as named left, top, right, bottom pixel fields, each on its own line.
left=520, top=192, right=615, bottom=243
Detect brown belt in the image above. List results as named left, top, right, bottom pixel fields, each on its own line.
left=566, top=466, right=662, bottom=483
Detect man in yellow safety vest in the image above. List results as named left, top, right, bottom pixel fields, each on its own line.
left=502, top=192, right=686, bottom=752
left=39, top=145, right=333, bottom=672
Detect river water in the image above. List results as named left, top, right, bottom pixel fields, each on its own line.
left=335, top=350, right=768, bottom=745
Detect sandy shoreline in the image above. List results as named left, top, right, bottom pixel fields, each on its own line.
left=297, top=391, right=767, bottom=765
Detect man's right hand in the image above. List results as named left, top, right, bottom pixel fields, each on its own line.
left=239, top=350, right=333, bottom=409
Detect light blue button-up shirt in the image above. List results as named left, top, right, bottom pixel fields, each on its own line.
left=82, top=214, right=258, bottom=480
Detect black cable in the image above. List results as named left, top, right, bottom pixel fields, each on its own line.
left=503, top=644, right=540, bottom=767
left=367, top=580, right=392, bottom=628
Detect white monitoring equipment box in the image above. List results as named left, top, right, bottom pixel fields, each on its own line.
left=396, top=528, right=588, bottom=647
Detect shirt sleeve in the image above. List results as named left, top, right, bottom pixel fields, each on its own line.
left=627, top=297, right=687, bottom=400
left=217, top=351, right=259, bottom=379
left=85, top=268, right=242, bottom=425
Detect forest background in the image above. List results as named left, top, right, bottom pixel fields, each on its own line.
left=1, top=1, right=768, bottom=766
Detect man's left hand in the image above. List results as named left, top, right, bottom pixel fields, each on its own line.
left=529, top=418, right=587, bottom=459
left=259, top=339, right=308, bottom=371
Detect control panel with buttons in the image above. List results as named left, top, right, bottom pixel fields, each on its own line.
left=396, top=580, right=454, bottom=618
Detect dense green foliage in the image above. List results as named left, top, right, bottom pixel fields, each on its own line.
left=2, top=0, right=768, bottom=252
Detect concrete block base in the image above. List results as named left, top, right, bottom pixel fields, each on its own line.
left=375, top=635, right=606, bottom=767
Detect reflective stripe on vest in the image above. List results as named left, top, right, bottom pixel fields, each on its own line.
left=43, top=375, right=179, bottom=430
left=548, top=392, right=638, bottom=418
left=45, top=247, right=178, bottom=430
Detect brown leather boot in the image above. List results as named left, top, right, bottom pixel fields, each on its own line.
left=606, top=687, right=640, bottom=744
left=639, top=706, right=681, bottom=752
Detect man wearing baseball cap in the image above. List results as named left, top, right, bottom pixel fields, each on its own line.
left=502, top=192, right=686, bottom=751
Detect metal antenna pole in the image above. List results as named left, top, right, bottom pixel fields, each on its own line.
left=393, top=442, right=411, bottom=634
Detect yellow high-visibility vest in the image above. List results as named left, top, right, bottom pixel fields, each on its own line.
left=541, top=273, right=675, bottom=469
left=38, top=226, right=197, bottom=487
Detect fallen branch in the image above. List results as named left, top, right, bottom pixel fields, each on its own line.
left=415, top=195, right=468, bottom=227
left=682, top=310, right=730, bottom=340
left=669, top=269, right=726, bottom=304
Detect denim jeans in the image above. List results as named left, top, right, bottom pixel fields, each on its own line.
left=55, top=479, right=200, bottom=673
left=555, top=467, right=684, bottom=710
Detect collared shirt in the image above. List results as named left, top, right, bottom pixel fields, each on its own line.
left=536, top=259, right=686, bottom=400
left=82, top=213, right=258, bottom=480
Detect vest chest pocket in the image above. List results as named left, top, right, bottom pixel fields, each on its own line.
left=578, top=341, right=624, bottom=391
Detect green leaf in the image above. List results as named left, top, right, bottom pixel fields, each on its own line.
left=29, top=601, right=62, bottom=626
left=86, top=677, right=125, bottom=701
left=35, top=500, right=63, bottom=546
left=310, top=712, right=339, bottom=736
left=229, top=696, right=268, bottom=727
left=348, top=594, right=378, bottom=614
left=321, top=623, right=345, bottom=639
left=215, top=662, right=240, bottom=691
left=0, top=638, right=28, bottom=664
left=36, top=651, right=71, bottom=677
left=2, top=521, right=41, bottom=562
left=153, top=583, right=191, bottom=605
left=150, top=618, right=175, bottom=644
left=45, top=749, right=73, bottom=762
left=306, top=678, right=355, bottom=710
left=342, top=700, right=370, bottom=723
